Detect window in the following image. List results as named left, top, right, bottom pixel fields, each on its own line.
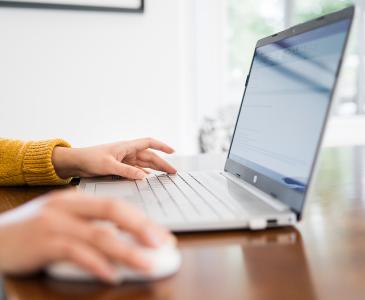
left=228, top=0, right=285, bottom=81
left=294, top=0, right=353, bottom=24
left=226, top=0, right=358, bottom=115
left=195, top=0, right=363, bottom=152
left=293, top=0, right=356, bottom=115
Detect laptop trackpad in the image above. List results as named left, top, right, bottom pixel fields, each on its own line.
left=94, top=182, right=137, bottom=199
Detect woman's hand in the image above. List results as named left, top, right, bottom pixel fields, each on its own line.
left=52, top=138, right=177, bottom=180
left=0, top=190, right=173, bottom=283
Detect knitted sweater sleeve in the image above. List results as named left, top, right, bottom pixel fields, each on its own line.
left=0, top=139, right=71, bottom=186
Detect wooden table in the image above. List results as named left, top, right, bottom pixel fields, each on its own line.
left=1, top=147, right=365, bottom=300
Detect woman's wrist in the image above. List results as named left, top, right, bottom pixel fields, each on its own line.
left=52, top=147, right=82, bottom=179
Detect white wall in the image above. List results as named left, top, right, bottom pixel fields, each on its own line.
left=0, top=0, right=197, bottom=153
left=193, top=0, right=226, bottom=121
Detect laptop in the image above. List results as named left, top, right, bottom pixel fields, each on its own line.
left=79, top=7, right=354, bottom=231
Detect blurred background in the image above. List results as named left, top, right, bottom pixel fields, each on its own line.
left=0, top=0, right=364, bottom=154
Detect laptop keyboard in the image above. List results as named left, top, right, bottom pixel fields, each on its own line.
left=134, top=173, right=243, bottom=223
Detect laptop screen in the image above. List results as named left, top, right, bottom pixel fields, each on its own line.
left=227, top=12, right=352, bottom=215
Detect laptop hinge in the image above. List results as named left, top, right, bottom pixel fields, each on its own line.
left=222, top=171, right=291, bottom=212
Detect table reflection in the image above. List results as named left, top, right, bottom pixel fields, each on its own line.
left=178, top=228, right=317, bottom=300
left=4, top=228, right=316, bottom=300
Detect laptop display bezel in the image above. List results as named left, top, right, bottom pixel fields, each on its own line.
left=224, top=6, right=354, bottom=219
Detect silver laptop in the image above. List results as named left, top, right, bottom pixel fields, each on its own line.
left=79, top=7, right=354, bottom=232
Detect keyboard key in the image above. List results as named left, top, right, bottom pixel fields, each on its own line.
left=157, top=175, right=200, bottom=221
left=146, top=177, right=184, bottom=222
left=189, top=172, right=248, bottom=218
left=84, top=183, right=95, bottom=194
left=134, top=173, right=242, bottom=224
left=179, top=173, right=236, bottom=220
left=169, top=174, right=219, bottom=221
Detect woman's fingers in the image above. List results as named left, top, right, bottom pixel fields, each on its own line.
left=48, top=237, right=116, bottom=283
left=128, top=138, right=175, bottom=154
left=109, top=158, right=146, bottom=179
left=136, top=166, right=150, bottom=174
left=41, top=205, right=155, bottom=279
left=136, top=150, right=177, bottom=174
left=87, top=225, right=152, bottom=271
left=46, top=192, right=171, bottom=248
left=48, top=217, right=153, bottom=272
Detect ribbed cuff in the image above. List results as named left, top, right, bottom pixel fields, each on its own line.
left=23, top=139, right=72, bottom=186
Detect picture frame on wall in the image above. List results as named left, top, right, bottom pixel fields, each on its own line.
left=0, top=0, right=144, bottom=13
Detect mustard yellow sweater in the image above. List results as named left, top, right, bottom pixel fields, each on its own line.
left=0, top=139, right=71, bottom=186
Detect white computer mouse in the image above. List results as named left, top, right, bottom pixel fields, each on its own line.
left=46, top=232, right=181, bottom=283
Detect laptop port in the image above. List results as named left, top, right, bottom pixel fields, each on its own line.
left=267, top=219, right=278, bottom=226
